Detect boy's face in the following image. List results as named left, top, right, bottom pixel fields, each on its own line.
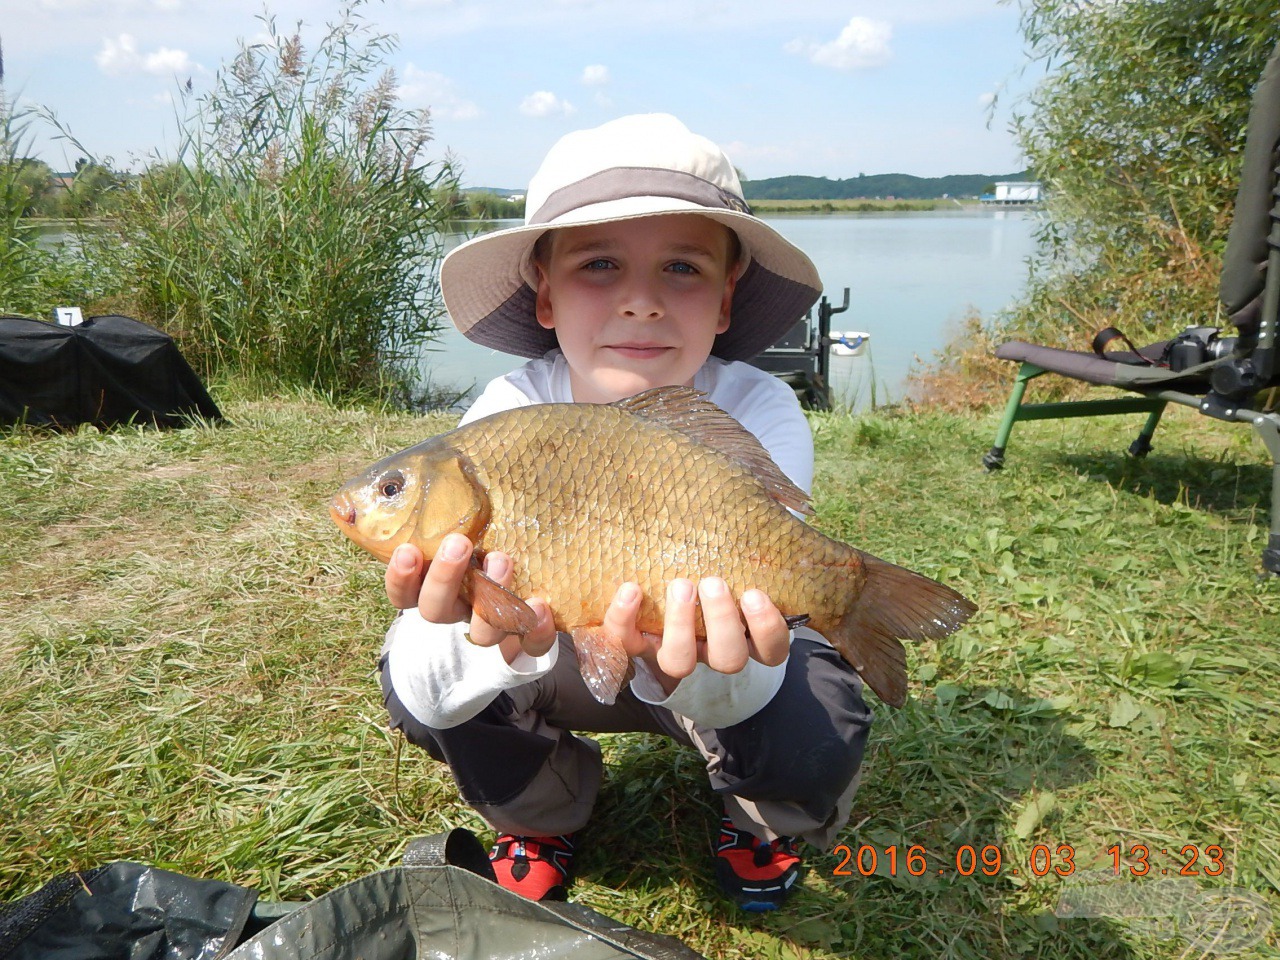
left=533, top=214, right=737, bottom=404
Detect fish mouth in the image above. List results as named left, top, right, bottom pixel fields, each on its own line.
left=330, top=493, right=357, bottom=527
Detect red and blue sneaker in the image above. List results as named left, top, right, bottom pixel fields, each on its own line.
left=713, top=815, right=802, bottom=911
left=489, top=833, right=575, bottom=901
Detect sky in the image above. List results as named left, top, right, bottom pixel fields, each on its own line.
left=2, top=0, right=1040, bottom=188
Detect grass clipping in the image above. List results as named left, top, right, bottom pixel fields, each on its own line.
left=2, top=394, right=1278, bottom=959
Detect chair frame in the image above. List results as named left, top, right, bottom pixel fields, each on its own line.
left=985, top=374, right=1280, bottom=574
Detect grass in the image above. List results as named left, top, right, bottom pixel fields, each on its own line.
left=2, top=388, right=1278, bottom=959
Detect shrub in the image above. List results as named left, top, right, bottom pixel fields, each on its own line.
left=99, top=2, right=458, bottom=400
left=916, top=1, right=1278, bottom=404
left=1001, top=0, right=1278, bottom=354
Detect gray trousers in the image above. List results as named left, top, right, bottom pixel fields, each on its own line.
left=379, top=633, right=872, bottom=849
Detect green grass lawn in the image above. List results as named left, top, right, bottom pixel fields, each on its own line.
left=2, top=390, right=1277, bottom=959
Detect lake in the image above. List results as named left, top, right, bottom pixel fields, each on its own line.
left=415, top=208, right=1041, bottom=411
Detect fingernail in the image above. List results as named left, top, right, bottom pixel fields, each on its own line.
left=441, top=535, right=469, bottom=561
left=484, top=553, right=509, bottom=579
left=741, top=589, right=766, bottom=613
left=670, top=579, right=696, bottom=603
left=393, top=545, right=417, bottom=572
left=701, top=577, right=728, bottom=598
left=618, top=582, right=640, bottom=604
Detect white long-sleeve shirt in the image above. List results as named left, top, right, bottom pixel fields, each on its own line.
left=383, top=350, right=817, bottom=731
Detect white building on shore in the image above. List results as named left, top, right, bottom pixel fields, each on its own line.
left=982, top=181, right=1042, bottom=205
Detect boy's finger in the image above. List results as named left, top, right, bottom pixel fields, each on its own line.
left=385, top=543, right=425, bottom=610
left=417, top=533, right=473, bottom=624
left=518, top=599, right=558, bottom=658
left=656, top=579, right=699, bottom=679
left=468, top=550, right=517, bottom=646
left=603, top=582, right=646, bottom=657
left=699, top=577, right=749, bottom=674
left=740, top=589, right=791, bottom=667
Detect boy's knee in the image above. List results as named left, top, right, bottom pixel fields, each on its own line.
left=378, top=654, right=557, bottom=807
left=710, top=638, right=873, bottom=806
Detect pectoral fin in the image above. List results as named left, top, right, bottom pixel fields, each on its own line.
left=462, top=566, right=539, bottom=635
left=569, top=627, right=634, bottom=706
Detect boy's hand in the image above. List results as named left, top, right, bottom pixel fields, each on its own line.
left=385, top=536, right=556, bottom=663
left=602, top=578, right=790, bottom=696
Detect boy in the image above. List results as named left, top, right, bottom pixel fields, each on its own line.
left=379, top=114, right=872, bottom=911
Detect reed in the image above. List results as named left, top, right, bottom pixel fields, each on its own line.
left=95, top=2, right=458, bottom=400
left=0, top=97, right=61, bottom=316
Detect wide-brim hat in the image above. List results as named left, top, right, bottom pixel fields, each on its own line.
left=440, top=113, right=824, bottom=362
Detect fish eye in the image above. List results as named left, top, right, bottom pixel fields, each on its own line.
left=378, top=471, right=406, bottom=499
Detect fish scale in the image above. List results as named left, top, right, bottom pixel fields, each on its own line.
left=331, top=385, right=976, bottom=707
left=455, top=403, right=830, bottom=637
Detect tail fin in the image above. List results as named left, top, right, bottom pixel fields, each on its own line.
left=830, top=553, right=977, bottom=708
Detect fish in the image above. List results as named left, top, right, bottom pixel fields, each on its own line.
left=330, top=386, right=976, bottom=708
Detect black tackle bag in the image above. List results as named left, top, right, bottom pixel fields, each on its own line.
left=0, top=829, right=707, bottom=960
left=0, top=313, right=222, bottom=429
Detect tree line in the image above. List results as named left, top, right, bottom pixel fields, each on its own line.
left=741, top=171, right=1031, bottom=201
left=3, top=156, right=124, bottom=219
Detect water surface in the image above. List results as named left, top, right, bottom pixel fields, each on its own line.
left=416, top=208, right=1039, bottom=411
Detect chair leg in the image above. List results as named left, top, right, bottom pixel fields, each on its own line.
left=1252, top=414, right=1280, bottom=575
left=1126, top=403, right=1168, bottom=458
left=984, top=363, right=1044, bottom=470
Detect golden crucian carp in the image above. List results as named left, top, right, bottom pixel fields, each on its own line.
left=331, top=386, right=975, bottom=707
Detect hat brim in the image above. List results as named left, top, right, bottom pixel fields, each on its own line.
left=441, top=199, right=823, bottom=362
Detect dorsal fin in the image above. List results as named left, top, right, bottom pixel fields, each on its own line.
left=611, top=386, right=813, bottom=516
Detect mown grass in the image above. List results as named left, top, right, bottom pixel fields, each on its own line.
left=2, top=389, right=1278, bottom=959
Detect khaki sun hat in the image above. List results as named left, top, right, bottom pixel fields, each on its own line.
left=440, top=113, right=823, bottom=362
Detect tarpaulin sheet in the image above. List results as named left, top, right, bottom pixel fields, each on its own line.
left=0, top=314, right=222, bottom=428
left=0, top=831, right=708, bottom=960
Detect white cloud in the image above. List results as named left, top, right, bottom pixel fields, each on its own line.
left=95, top=33, right=194, bottom=77
left=519, top=90, right=575, bottom=118
left=977, top=91, right=996, bottom=108
left=786, top=16, right=892, bottom=71
left=399, top=65, right=480, bottom=120
left=38, top=0, right=180, bottom=9
left=581, top=64, right=609, bottom=86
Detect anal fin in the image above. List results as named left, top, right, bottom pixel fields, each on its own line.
left=569, top=627, right=634, bottom=705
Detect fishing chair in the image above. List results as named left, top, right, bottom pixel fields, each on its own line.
left=983, top=38, right=1280, bottom=576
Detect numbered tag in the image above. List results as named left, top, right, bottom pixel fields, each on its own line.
left=54, top=307, right=85, bottom=326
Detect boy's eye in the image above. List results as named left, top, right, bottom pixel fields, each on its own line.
left=667, top=261, right=699, bottom=275
left=582, top=258, right=615, bottom=271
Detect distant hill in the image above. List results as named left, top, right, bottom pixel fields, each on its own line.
left=742, top=171, right=1032, bottom=201
left=465, top=171, right=1035, bottom=204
